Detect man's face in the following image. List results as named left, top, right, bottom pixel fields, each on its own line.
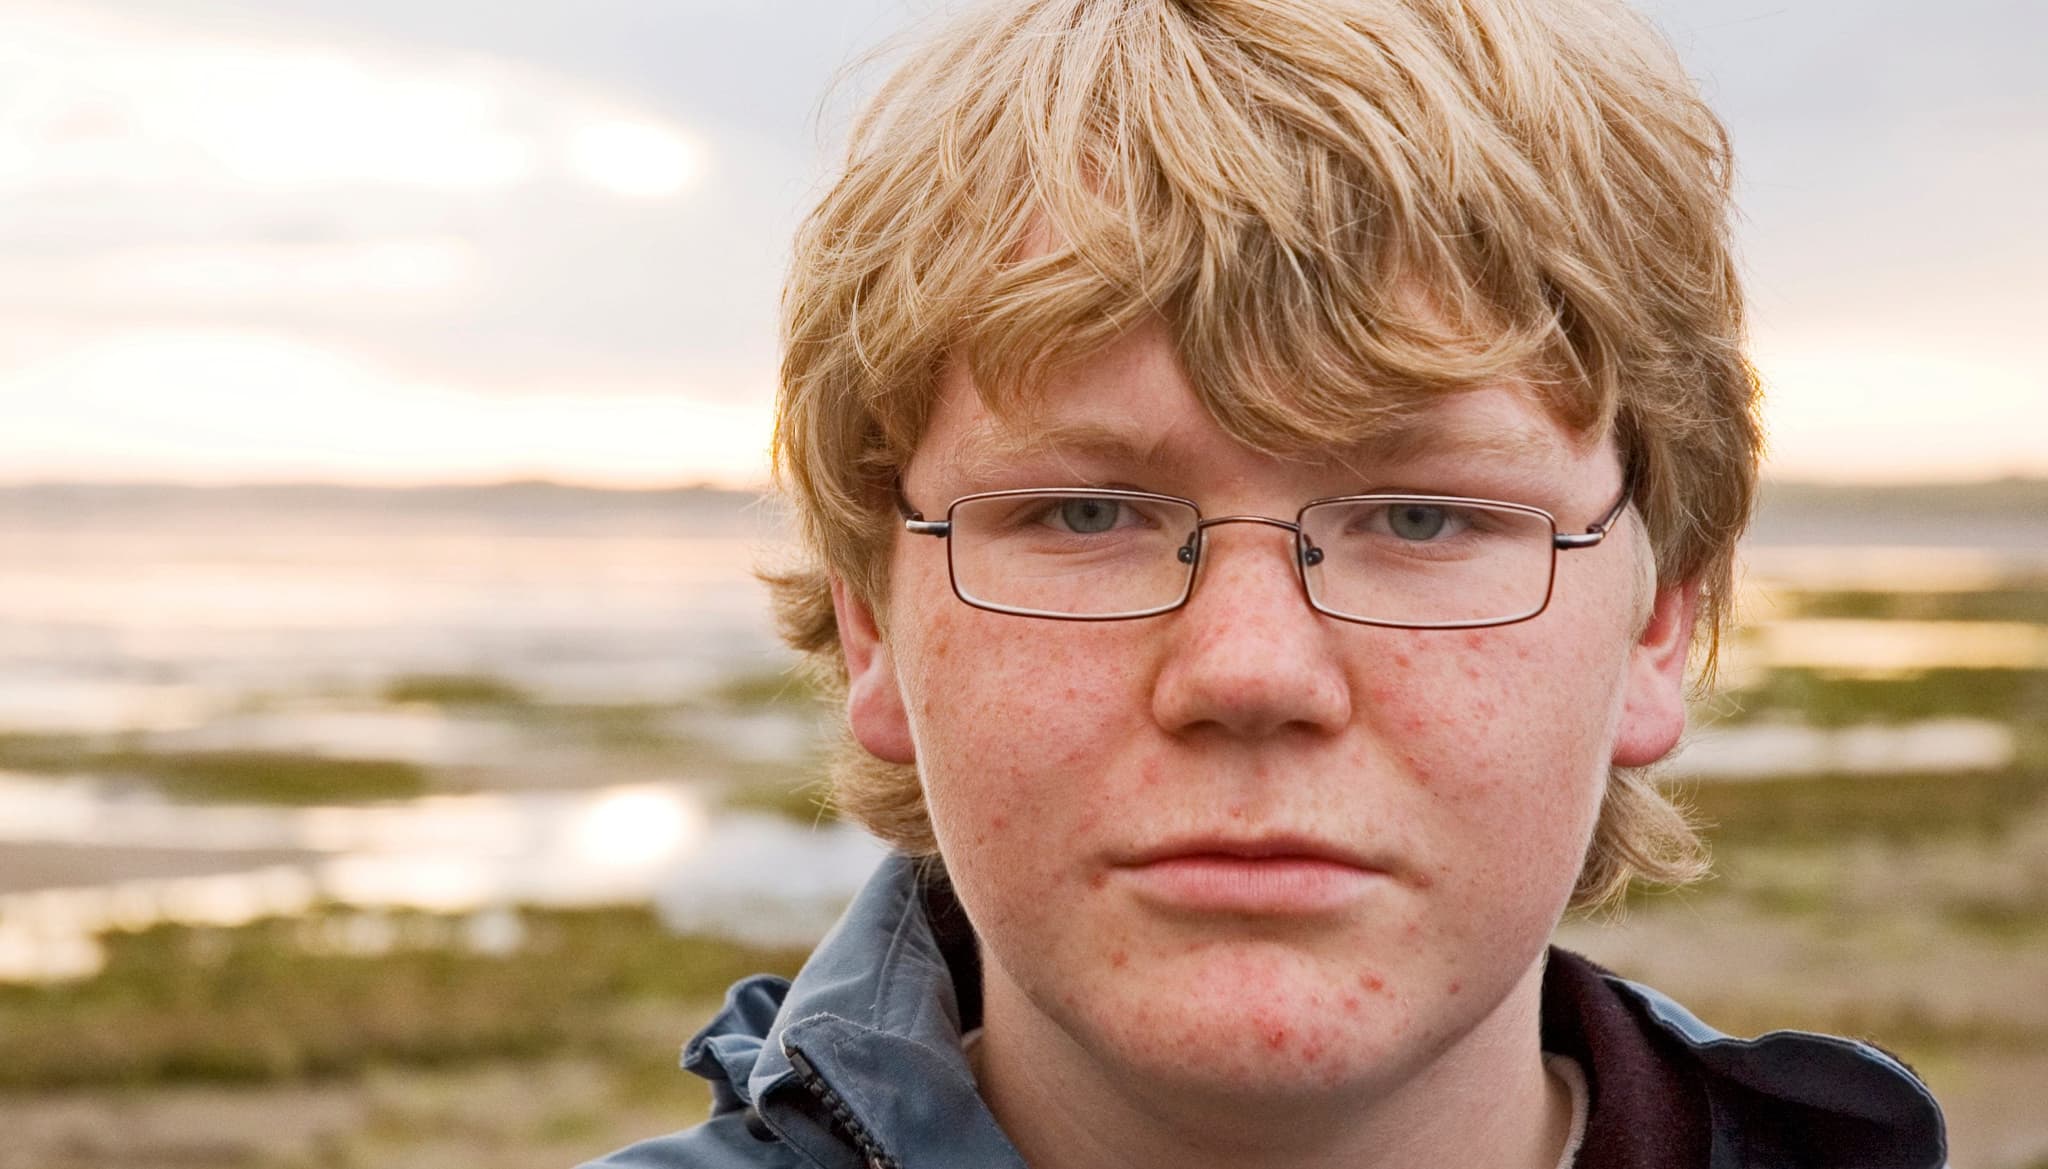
left=833, top=322, right=1693, bottom=1105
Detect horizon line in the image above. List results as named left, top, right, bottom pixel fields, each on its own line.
left=1, top=473, right=2045, bottom=494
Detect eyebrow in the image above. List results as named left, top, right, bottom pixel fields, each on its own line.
left=945, top=411, right=1575, bottom=482
left=1346, top=414, right=1577, bottom=469
left=948, top=419, right=1178, bottom=480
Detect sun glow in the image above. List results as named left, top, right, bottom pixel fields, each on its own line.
left=0, top=329, right=776, bottom=488
left=568, top=119, right=702, bottom=199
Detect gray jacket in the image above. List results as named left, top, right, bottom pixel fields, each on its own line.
left=584, top=855, right=1945, bottom=1169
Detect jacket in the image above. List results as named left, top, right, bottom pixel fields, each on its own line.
left=584, top=854, right=1946, bottom=1169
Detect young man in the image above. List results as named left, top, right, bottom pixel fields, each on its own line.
left=593, top=0, right=1945, bottom=1166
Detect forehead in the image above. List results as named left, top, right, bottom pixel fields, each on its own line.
left=916, top=330, right=1602, bottom=487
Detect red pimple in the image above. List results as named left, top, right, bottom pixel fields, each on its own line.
left=1087, top=871, right=1108, bottom=891
left=1109, top=950, right=1129, bottom=969
left=1360, top=973, right=1386, bottom=994
left=1447, top=979, right=1464, bottom=996
left=1264, top=1026, right=1289, bottom=1051
left=1228, top=804, right=1245, bottom=820
left=990, top=813, right=1009, bottom=831
left=1341, top=995, right=1361, bottom=1014
left=1393, top=652, right=1413, bottom=669
left=1413, top=870, right=1436, bottom=890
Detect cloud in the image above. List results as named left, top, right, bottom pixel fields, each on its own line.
left=0, top=0, right=792, bottom=405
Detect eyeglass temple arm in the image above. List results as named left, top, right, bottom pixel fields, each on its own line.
left=895, top=482, right=950, bottom=537
left=1552, top=461, right=1637, bottom=551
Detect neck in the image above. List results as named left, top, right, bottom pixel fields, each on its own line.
left=971, top=955, right=1571, bottom=1169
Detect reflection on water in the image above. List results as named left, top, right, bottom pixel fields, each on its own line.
left=0, top=777, right=886, bottom=982
left=1674, top=718, right=2016, bottom=780
left=0, top=488, right=790, bottom=718
left=1740, top=545, right=2045, bottom=592
left=1738, top=620, right=2048, bottom=674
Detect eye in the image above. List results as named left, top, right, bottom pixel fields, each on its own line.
left=1386, top=503, right=1450, bottom=541
left=1052, top=497, right=1127, bottom=534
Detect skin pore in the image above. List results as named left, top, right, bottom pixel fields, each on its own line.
left=831, top=321, right=1698, bottom=1169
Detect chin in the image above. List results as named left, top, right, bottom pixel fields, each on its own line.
left=1048, top=948, right=1451, bottom=1101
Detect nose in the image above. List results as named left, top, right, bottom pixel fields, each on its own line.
left=1150, top=519, right=1353, bottom=740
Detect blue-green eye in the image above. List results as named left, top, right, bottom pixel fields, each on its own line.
left=1058, top=498, right=1122, bottom=533
left=1387, top=504, right=1448, bottom=541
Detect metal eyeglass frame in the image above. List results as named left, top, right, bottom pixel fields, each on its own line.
left=895, top=469, right=1634, bottom=630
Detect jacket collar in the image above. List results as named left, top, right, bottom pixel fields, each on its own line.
left=684, top=854, right=1020, bottom=1169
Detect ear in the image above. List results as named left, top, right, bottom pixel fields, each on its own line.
left=830, top=575, right=917, bottom=765
left=1611, top=579, right=1702, bottom=768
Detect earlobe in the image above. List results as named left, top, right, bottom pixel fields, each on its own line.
left=1611, top=580, right=1702, bottom=768
left=830, top=575, right=917, bottom=765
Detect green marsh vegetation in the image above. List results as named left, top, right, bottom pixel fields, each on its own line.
left=1709, top=666, right=2048, bottom=731
left=0, top=664, right=833, bottom=810
left=383, top=673, right=534, bottom=708
left=0, top=734, right=432, bottom=804
left=0, top=907, right=807, bottom=1091
left=1781, top=585, right=2048, bottom=625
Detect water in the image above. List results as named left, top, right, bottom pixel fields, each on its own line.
left=0, top=773, right=888, bottom=980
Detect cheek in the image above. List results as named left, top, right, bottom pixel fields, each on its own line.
left=901, top=612, right=1138, bottom=885
left=1373, top=627, right=1615, bottom=911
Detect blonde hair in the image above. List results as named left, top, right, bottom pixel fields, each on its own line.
left=769, top=0, right=1759, bottom=910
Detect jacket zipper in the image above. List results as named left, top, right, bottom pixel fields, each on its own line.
left=785, top=1045, right=903, bottom=1169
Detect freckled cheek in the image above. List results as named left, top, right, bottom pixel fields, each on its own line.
left=907, top=618, right=1137, bottom=886
left=1364, top=629, right=1604, bottom=924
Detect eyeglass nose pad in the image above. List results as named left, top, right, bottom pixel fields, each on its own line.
left=1300, top=540, right=1324, bottom=568
left=1176, top=536, right=1198, bottom=565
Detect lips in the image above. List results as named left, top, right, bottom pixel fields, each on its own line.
left=1110, top=835, right=1390, bottom=914
left=1121, top=834, right=1384, bottom=870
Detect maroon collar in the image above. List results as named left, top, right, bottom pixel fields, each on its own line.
left=1542, top=948, right=1713, bottom=1169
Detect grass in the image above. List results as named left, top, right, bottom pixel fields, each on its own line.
left=1780, top=586, right=2048, bottom=625
left=382, top=674, right=531, bottom=708
left=704, top=668, right=820, bottom=711
left=1684, top=767, right=2048, bottom=847
left=722, top=775, right=837, bottom=825
left=1944, top=896, right=2048, bottom=943
left=0, top=736, right=432, bottom=804
left=0, top=907, right=807, bottom=1090
left=1708, top=666, right=2048, bottom=730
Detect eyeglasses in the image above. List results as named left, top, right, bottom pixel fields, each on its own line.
left=896, top=475, right=1633, bottom=629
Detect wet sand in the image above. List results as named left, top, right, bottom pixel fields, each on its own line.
left=0, top=843, right=315, bottom=896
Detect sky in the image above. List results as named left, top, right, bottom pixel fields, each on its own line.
left=0, top=0, right=2042, bottom=488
